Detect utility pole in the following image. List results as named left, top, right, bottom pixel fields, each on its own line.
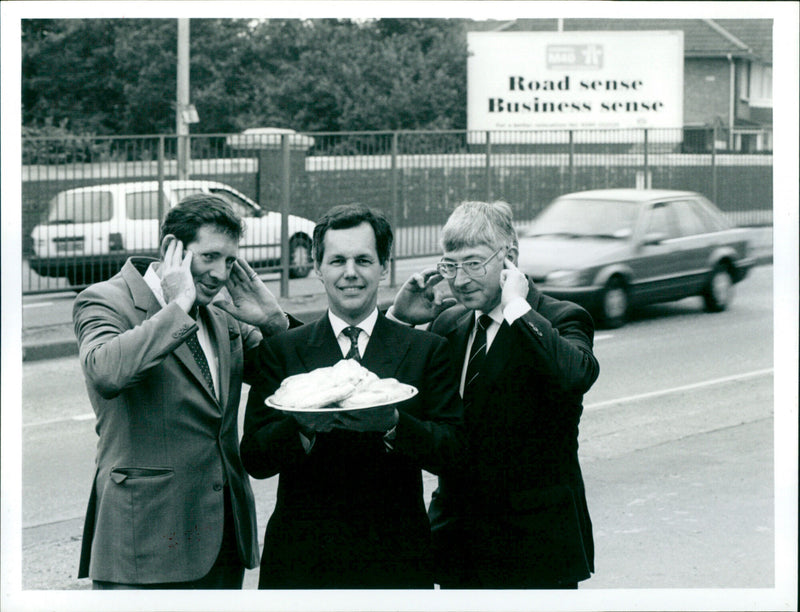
left=177, top=18, right=191, bottom=180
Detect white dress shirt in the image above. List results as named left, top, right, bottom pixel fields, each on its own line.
left=328, top=308, right=379, bottom=359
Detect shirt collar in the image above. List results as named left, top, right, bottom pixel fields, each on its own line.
left=143, top=262, right=167, bottom=308
left=328, top=308, right=379, bottom=339
left=474, top=303, right=504, bottom=328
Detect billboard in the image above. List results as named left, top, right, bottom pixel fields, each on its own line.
left=467, top=31, right=684, bottom=143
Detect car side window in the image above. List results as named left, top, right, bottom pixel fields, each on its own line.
left=47, top=191, right=113, bottom=223
left=644, top=202, right=679, bottom=240
left=126, top=190, right=165, bottom=220
left=672, top=200, right=709, bottom=237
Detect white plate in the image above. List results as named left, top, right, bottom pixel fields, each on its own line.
left=265, top=383, right=418, bottom=412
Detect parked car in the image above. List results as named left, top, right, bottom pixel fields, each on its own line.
left=516, top=189, right=755, bottom=328
left=28, top=180, right=317, bottom=286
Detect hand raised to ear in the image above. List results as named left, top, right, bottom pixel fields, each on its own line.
left=389, top=268, right=455, bottom=325
left=499, top=257, right=529, bottom=309
left=218, top=258, right=289, bottom=334
left=160, top=235, right=195, bottom=312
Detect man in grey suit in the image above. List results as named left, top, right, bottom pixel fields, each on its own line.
left=73, top=194, right=293, bottom=589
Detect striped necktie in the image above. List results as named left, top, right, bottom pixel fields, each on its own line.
left=342, top=326, right=362, bottom=362
left=463, top=314, right=492, bottom=410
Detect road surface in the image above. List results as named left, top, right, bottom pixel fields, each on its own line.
left=11, top=265, right=794, bottom=610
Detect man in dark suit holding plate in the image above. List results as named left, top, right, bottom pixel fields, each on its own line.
left=241, top=204, right=464, bottom=589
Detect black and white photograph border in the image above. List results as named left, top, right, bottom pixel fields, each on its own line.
left=2, top=1, right=797, bottom=611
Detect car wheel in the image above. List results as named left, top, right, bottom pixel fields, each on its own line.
left=66, top=269, right=85, bottom=287
left=703, top=263, right=734, bottom=312
left=288, top=234, right=313, bottom=279
left=601, top=277, right=629, bottom=328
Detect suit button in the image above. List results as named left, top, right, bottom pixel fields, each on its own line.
left=173, top=324, right=191, bottom=338
left=213, top=483, right=223, bottom=491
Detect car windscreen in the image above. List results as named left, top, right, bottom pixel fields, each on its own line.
left=526, top=198, right=640, bottom=239
left=172, top=186, right=258, bottom=218
left=171, top=187, right=205, bottom=202
left=47, top=190, right=113, bottom=223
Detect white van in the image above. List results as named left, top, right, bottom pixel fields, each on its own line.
left=29, top=180, right=317, bottom=286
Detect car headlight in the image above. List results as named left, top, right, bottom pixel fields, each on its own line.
left=545, top=269, right=584, bottom=287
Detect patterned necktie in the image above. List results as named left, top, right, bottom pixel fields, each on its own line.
left=186, top=306, right=215, bottom=396
left=463, top=314, right=492, bottom=410
left=342, top=326, right=362, bottom=362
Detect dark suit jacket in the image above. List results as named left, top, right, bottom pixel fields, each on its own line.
left=241, top=312, right=464, bottom=588
left=73, top=258, right=263, bottom=584
left=427, top=278, right=600, bottom=587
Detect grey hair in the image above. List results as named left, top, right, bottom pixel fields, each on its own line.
left=441, top=201, right=518, bottom=251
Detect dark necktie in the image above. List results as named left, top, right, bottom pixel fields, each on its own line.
left=342, top=326, right=362, bottom=362
left=186, top=306, right=215, bottom=396
left=463, top=314, right=492, bottom=410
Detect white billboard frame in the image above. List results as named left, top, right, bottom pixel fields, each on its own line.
left=467, top=30, right=684, bottom=144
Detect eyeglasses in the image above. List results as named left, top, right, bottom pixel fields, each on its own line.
left=436, top=247, right=505, bottom=279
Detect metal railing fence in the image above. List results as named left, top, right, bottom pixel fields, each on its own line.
left=22, top=127, right=772, bottom=295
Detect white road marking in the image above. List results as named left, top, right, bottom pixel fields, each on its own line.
left=594, top=333, right=613, bottom=341
left=584, top=368, right=774, bottom=411
left=23, top=302, right=54, bottom=309
left=23, top=413, right=95, bottom=428
left=24, top=369, right=773, bottom=428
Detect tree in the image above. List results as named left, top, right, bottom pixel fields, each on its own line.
left=22, top=18, right=470, bottom=136
left=249, top=19, right=468, bottom=132
left=22, top=19, right=129, bottom=133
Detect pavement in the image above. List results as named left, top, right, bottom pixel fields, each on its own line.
left=20, top=227, right=773, bottom=361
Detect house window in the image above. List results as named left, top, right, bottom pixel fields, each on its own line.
left=737, top=61, right=750, bottom=100
left=749, top=63, right=772, bottom=107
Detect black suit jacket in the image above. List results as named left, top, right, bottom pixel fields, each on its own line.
left=241, top=312, right=464, bottom=588
left=427, top=278, right=600, bottom=587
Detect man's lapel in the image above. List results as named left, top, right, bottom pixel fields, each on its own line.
left=206, top=306, right=231, bottom=407
left=469, top=277, right=538, bottom=409
left=449, top=310, right=474, bottom=366
left=123, top=258, right=160, bottom=318
left=479, top=321, right=513, bottom=387
left=360, top=313, right=412, bottom=378
left=297, top=316, right=345, bottom=372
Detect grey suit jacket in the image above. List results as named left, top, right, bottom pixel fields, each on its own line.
left=74, top=258, right=261, bottom=584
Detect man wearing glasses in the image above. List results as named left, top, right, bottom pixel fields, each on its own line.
left=388, top=200, right=600, bottom=589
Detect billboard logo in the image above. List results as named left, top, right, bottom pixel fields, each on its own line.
left=547, top=44, right=603, bottom=69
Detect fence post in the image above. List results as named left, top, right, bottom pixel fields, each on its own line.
left=177, top=134, right=189, bottom=181
left=485, top=131, right=492, bottom=201
left=569, top=130, right=575, bottom=192
left=390, top=131, right=399, bottom=287
left=157, top=136, right=166, bottom=222
left=711, top=126, right=718, bottom=203
left=643, top=129, right=649, bottom=188
left=279, top=134, right=291, bottom=298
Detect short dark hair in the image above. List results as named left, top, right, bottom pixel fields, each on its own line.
left=313, top=204, right=393, bottom=266
left=160, top=194, right=244, bottom=246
